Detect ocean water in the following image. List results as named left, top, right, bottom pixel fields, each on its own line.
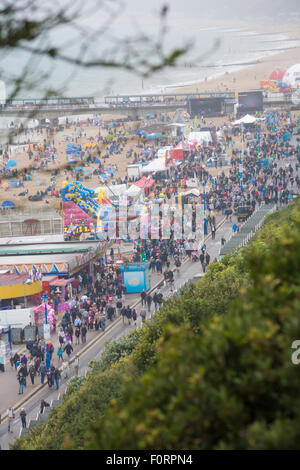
left=1, top=3, right=300, bottom=104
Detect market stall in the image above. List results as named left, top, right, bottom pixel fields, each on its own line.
left=33, top=303, right=56, bottom=331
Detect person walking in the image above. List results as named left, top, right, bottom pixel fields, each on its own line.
left=140, top=289, right=147, bottom=306
left=57, top=346, right=64, bottom=362
left=73, top=355, right=79, bottom=376
left=47, top=368, right=53, bottom=388
left=40, top=361, right=47, bottom=385
left=75, top=326, right=80, bottom=345
left=146, top=294, right=152, bottom=313
left=81, top=324, right=87, bottom=343
left=20, top=408, right=27, bottom=429
left=17, top=367, right=25, bottom=394
left=140, top=306, right=147, bottom=324
left=211, top=224, right=216, bottom=240
left=64, top=342, right=73, bottom=360
left=40, top=399, right=50, bottom=414
left=132, top=308, right=137, bottom=326
left=200, top=252, right=206, bottom=273
left=121, top=306, right=127, bottom=324
left=116, top=299, right=122, bottom=316
left=54, top=367, right=61, bottom=390
left=205, top=252, right=210, bottom=267
left=29, top=364, right=36, bottom=385
left=126, top=305, right=132, bottom=325
left=153, top=292, right=158, bottom=312
left=58, top=327, right=65, bottom=347
left=7, top=407, right=15, bottom=433
left=62, top=360, right=70, bottom=379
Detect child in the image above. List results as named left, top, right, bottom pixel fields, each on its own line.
left=57, top=347, right=64, bottom=362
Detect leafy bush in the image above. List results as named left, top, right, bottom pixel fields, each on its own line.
left=87, top=217, right=300, bottom=450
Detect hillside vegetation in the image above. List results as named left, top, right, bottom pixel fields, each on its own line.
left=12, top=197, right=300, bottom=450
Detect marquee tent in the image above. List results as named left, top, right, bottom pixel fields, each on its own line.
left=232, top=114, right=258, bottom=125
left=282, top=64, right=300, bottom=88
left=141, top=159, right=168, bottom=174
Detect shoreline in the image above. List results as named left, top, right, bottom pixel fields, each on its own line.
left=136, top=20, right=300, bottom=97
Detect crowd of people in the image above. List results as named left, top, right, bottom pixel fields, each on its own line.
left=3, top=106, right=300, bottom=438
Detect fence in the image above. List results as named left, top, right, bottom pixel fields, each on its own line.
left=219, top=203, right=276, bottom=258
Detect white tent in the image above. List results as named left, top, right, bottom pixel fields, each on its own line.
left=232, top=114, right=257, bottom=125
left=94, top=184, right=127, bottom=198
left=188, top=131, right=212, bottom=144
left=167, top=123, right=186, bottom=127
left=156, top=146, right=172, bottom=158
left=126, top=184, right=143, bottom=197
left=183, top=188, right=200, bottom=197
left=142, top=158, right=167, bottom=174
left=283, top=64, right=300, bottom=88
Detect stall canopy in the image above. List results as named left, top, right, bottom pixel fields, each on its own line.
left=141, top=159, right=168, bottom=174
left=49, top=278, right=74, bottom=287
left=135, top=176, right=155, bottom=190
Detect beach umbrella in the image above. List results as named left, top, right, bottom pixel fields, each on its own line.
left=75, top=167, right=83, bottom=171
left=1, top=200, right=15, bottom=208
left=93, top=157, right=100, bottom=163
left=6, top=160, right=17, bottom=167
left=83, top=169, right=92, bottom=174
left=136, top=129, right=147, bottom=135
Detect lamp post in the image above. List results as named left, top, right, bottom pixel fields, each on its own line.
left=202, top=181, right=206, bottom=213
left=202, top=181, right=208, bottom=236
left=42, top=293, right=50, bottom=371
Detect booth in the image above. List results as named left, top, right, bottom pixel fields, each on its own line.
left=49, top=277, right=74, bottom=303
left=42, top=275, right=59, bottom=297
left=171, top=148, right=184, bottom=161
left=0, top=274, right=42, bottom=310
left=119, top=262, right=150, bottom=293
left=33, top=303, right=56, bottom=332
left=135, top=176, right=155, bottom=195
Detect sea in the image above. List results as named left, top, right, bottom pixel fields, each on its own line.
left=0, top=4, right=300, bottom=131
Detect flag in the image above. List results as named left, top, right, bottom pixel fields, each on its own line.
left=193, top=116, right=198, bottom=131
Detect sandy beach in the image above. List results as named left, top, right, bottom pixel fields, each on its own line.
left=1, top=19, right=300, bottom=215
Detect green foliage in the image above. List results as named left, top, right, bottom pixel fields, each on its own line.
left=87, top=211, right=300, bottom=450
left=89, top=329, right=141, bottom=374
left=64, top=376, right=86, bottom=397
